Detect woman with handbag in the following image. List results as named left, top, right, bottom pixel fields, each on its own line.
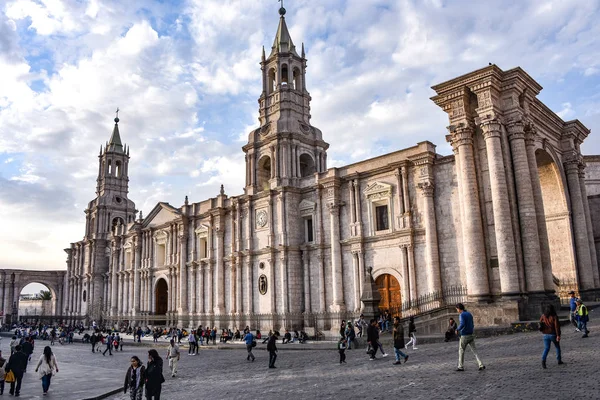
left=35, top=346, right=59, bottom=395
left=539, top=304, right=563, bottom=369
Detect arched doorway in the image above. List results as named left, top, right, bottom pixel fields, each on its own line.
left=155, top=279, right=168, bottom=315
left=536, top=149, right=577, bottom=296
left=376, top=274, right=401, bottom=312
left=18, top=282, right=56, bottom=323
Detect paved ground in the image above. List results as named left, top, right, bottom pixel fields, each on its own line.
left=106, top=320, right=596, bottom=400
left=1, top=319, right=598, bottom=400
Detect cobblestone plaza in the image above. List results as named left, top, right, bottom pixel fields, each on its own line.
left=1, top=319, right=596, bottom=399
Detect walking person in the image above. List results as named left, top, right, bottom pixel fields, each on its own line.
left=103, top=333, right=113, bottom=356
left=367, top=319, right=387, bottom=360
left=90, top=332, right=98, bottom=353
left=445, top=318, right=458, bottom=342
left=166, top=339, right=180, bottom=377
left=21, top=338, right=33, bottom=372
left=0, top=350, right=6, bottom=395
left=35, top=346, right=59, bottom=396
left=267, top=331, right=279, bottom=369
left=145, top=349, right=164, bottom=400
left=338, top=338, right=347, bottom=364
left=392, top=316, right=409, bottom=365
left=539, top=304, right=563, bottom=369
left=4, top=344, right=28, bottom=397
left=575, top=299, right=590, bottom=338
left=568, top=291, right=579, bottom=331
left=124, top=356, right=146, bottom=400
left=345, top=321, right=356, bottom=350
left=188, top=330, right=197, bottom=356
left=9, top=336, right=18, bottom=356
left=455, top=303, right=485, bottom=371
left=405, top=316, right=418, bottom=350
left=243, top=330, right=256, bottom=362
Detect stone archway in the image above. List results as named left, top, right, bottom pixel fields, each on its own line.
left=375, top=274, right=402, bottom=312
left=0, top=269, right=66, bottom=325
left=536, top=149, right=577, bottom=292
left=155, top=278, right=168, bottom=315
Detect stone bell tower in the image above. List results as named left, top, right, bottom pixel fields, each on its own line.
left=243, top=6, right=329, bottom=194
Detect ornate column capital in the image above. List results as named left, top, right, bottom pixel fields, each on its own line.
left=446, top=124, right=474, bottom=151
left=480, top=119, right=502, bottom=140
left=506, top=120, right=525, bottom=140
left=417, top=181, right=435, bottom=197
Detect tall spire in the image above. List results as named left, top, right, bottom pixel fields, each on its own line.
left=107, top=108, right=124, bottom=153
left=269, top=5, right=299, bottom=58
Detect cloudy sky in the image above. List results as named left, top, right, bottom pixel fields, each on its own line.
left=1, top=0, right=600, bottom=283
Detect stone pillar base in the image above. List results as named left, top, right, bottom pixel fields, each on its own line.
left=517, top=292, right=559, bottom=321
left=578, top=288, right=600, bottom=302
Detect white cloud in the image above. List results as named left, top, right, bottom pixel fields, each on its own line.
left=1, top=0, right=600, bottom=272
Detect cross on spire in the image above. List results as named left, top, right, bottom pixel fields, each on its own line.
left=278, top=0, right=286, bottom=15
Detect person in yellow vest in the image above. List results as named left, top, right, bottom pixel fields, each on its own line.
left=576, top=299, right=590, bottom=338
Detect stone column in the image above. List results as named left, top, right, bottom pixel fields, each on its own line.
left=236, top=261, right=242, bottom=314
left=507, top=121, right=544, bottom=293
left=401, top=245, right=410, bottom=304
left=407, top=244, right=417, bottom=303
left=111, top=247, right=118, bottom=315
left=179, top=233, right=188, bottom=315
left=579, top=166, right=600, bottom=287
left=448, top=126, right=490, bottom=298
left=134, top=240, right=142, bottom=313
left=199, top=263, right=205, bottom=314
left=417, top=181, right=442, bottom=294
left=351, top=251, right=360, bottom=311
left=564, top=159, right=595, bottom=290
left=317, top=252, right=326, bottom=312
left=481, top=120, right=520, bottom=295
left=280, top=254, right=289, bottom=314
left=190, top=265, right=197, bottom=314
left=302, top=250, right=311, bottom=313
left=214, top=228, right=225, bottom=314
left=328, top=203, right=345, bottom=311
left=245, top=258, right=253, bottom=314
left=207, top=262, right=214, bottom=314
left=525, top=128, right=555, bottom=292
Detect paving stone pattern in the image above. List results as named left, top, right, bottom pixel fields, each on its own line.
left=108, top=321, right=598, bottom=400
left=1, top=320, right=598, bottom=400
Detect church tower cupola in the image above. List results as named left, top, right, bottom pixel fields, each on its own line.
left=243, top=6, right=329, bottom=194
left=85, top=110, right=136, bottom=239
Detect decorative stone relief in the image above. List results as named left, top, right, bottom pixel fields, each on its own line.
left=258, top=274, right=268, bottom=295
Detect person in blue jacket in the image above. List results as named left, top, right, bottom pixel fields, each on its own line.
left=455, top=303, right=485, bottom=372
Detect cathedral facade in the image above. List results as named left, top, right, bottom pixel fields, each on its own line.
left=58, top=11, right=600, bottom=333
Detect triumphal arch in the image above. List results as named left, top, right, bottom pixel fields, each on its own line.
left=4, top=8, right=599, bottom=333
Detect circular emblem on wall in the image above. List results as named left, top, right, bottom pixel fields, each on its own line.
left=256, top=210, right=268, bottom=228
left=258, top=274, right=268, bottom=295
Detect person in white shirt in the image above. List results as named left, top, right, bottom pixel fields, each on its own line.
left=166, top=339, right=180, bottom=377
left=35, top=346, right=59, bottom=395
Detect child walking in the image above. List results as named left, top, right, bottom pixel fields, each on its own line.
left=338, top=338, right=347, bottom=364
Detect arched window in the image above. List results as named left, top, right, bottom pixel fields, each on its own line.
left=115, top=161, right=122, bottom=177
left=299, top=153, right=316, bottom=177
left=107, top=159, right=112, bottom=175
left=112, top=217, right=125, bottom=234
left=281, top=64, right=289, bottom=85
left=257, top=155, right=271, bottom=191
left=82, top=290, right=87, bottom=302
left=268, top=68, right=276, bottom=94
left=293, top=68, right=301, bottom=90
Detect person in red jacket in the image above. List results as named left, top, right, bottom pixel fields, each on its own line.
left=539, top=303, right=563, bottom=369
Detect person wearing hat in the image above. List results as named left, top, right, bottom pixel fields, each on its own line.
left=568, top=291, right=579, bottom=331
left=575, top=299, right=590, bottom=338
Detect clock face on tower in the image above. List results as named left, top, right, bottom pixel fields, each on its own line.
left=256, top=210, right=268, bottom=228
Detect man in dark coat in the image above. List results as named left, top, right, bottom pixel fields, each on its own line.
left=267, top=331, right=279, bottom=368
left=20, top=338, right=33, bottom=372
left=5, top=344, right=28, bottom=396
left=366, top=319, right=380, bottom=360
